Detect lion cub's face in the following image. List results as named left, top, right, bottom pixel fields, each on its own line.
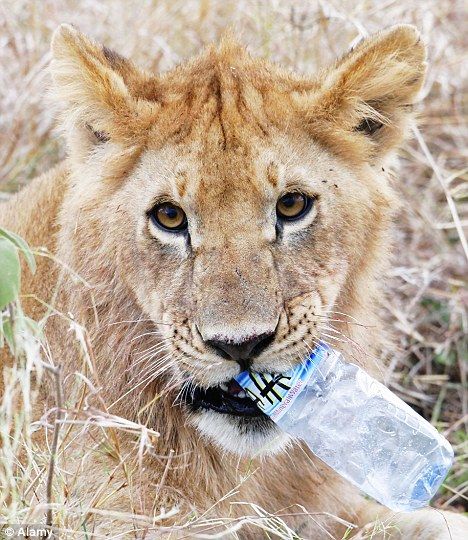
left=52, top=25, right=425, bottom=455
left=125, top=133, right=359, bottom=454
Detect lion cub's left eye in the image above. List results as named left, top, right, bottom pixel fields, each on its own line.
left=276, top=192, right=313, bottom=221
left=149, top=202, right=188, bottom=232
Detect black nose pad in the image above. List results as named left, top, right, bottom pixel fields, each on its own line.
left=207, top=332, right=275, bottom=369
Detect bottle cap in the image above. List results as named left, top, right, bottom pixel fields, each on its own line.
left=235, top=341, right=329, bottom=421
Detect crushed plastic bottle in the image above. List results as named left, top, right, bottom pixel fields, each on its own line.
left=235, top=341, right=454, bottom=512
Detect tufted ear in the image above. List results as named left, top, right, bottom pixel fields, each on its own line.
left=50, top=24, right=158, bottom=150
left=305, top=25, right=427, bottom=162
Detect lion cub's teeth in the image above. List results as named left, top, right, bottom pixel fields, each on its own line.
left=238, top=390, right=247, bottom=399
left=219, top=382, right=229, bottom=392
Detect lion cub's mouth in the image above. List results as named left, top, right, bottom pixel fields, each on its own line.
left=186, top=379, right=265, bottom=417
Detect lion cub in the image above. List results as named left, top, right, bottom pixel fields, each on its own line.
left=1, top=23, right=467, bottom=539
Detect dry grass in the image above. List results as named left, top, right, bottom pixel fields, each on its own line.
left=0, top=0, right=467, bottom=537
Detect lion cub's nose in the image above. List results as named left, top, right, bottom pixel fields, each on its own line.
left=207, top=332, right=275, bottom=368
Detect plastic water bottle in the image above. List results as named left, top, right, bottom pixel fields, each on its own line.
left=235, top=342, right=453, bottom=512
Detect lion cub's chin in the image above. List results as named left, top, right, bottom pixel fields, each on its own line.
left=191, top=410, right=291, bottom=457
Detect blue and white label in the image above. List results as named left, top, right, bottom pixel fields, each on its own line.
left=235, top=341, right=329, bottom=421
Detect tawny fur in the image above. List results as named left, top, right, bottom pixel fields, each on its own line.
left=1, top=24, right=467, bottom=539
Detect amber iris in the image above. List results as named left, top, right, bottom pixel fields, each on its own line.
left=276, top=192, right=311, bottom=220
left=151, top=203, right=187, bottom=231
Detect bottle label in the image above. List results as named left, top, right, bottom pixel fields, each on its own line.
left=235, top=341, right=330, bottom=422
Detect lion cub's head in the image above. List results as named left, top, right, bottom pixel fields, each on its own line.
left=51, top=25, right=425, bottom=456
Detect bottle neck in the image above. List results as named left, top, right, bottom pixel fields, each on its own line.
left=234, top=341, right=340, bottom=420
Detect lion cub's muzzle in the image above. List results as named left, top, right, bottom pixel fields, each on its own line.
left=188, top=327, right=278, bottom=415
left=187, top=243, right=281, bottom=416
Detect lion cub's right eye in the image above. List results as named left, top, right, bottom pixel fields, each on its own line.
left=149, top=203, right=188, bottom=232
left=276, top=192, right=313, bottom=221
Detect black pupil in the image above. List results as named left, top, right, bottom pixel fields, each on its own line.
left=164, top=206, right=178, bottom=220
left=282, top=194, right=299, bottom=207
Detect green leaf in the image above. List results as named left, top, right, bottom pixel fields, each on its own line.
left=2, top=317, right=14, bottom=352
left=0, top=237, right=21, bottom=309
left=0, top=227, right=36, bottom=274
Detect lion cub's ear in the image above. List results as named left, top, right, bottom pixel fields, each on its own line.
left=50, top=24, right=156, bottom=149
left=308, top=25, right=426, bottom=162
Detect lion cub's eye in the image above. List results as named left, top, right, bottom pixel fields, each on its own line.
left=150, top=203, right=188, bottom=232
left=276, top=192, right=313, bottom=221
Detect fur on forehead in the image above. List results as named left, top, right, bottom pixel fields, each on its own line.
left=50, top=24, right=426, bottom=165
